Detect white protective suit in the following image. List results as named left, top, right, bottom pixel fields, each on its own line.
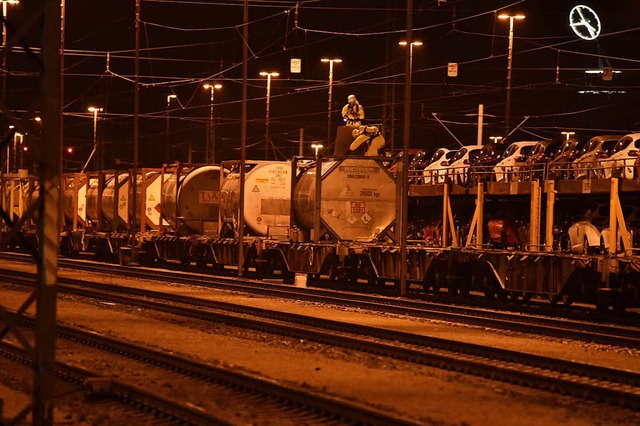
left=349, top=125, right=385, bottom=156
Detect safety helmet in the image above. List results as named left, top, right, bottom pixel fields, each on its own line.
left=348, top=94, right=356, bottom=101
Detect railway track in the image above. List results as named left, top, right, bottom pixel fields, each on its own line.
left=1, top=265, right=640, bottom=410
left=2, top=252, right=638, bottom=348
left=0, top=341, right=233, bottom=425
left=5, top=312, right=414, bottom=425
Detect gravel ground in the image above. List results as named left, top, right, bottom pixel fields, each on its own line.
left=0, top=276, right=639, bottom=425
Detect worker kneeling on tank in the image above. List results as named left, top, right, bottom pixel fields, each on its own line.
left=349, top=125, right=385, bottom=156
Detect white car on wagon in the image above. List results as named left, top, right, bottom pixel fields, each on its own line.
left=607, top=133, right=640, bottom=180
left=422, top=148, right=455, bottom=184
left=494, top=141, right=542, bottom=182
left=444, top=145, right=483, bottom=185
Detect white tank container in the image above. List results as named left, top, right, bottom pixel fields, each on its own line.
left=2, top=177, right=38, bottom=221
left=161, top=165, right=223, bottom=234
left=142, top=171, right=167, bottom=229
left=293, top=158, right=396, bottom=241
left=220, top=162, right=291, bottom=236
left=86, top=173, right=141, bottom=228
left=63, top=175, right=87, bottom=225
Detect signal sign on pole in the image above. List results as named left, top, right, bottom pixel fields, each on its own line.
left=447, top=62, right=458, bottom=77
left=291, top=58, right=301, bottom=73
left=602, top=67, right=613, bottom=81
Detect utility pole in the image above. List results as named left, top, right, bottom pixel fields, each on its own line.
left=299, top=127, right=304, bottom=156
left=238, top=0, right=248, bottom=277
left=399, top=0, right=413, bottom=297
left=132, top=0, right=140, bottom=232
left=477, top=104, right=484, bottom=146
left=35, top=0, right=62, bottom=423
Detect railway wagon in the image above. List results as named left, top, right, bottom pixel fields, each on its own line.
left=3, top=151, right=639, bottom=310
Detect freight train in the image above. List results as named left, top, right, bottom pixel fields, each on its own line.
left=1, top=145, right=639, bottom=311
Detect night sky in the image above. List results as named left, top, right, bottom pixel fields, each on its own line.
left=4, top=0, right=640, bottom=169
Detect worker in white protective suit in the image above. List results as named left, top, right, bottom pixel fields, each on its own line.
left=349, top=125, right=385, bottom=156
left=341, top=94, right=365, bottom=127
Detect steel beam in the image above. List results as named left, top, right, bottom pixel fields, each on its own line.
left=34, top=0, right=62, bottom=423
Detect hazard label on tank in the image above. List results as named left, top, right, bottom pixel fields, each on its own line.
left=148, top=195, right=156, bottom=201
left=347, top=216, right=357, bottom=225
left=351, top=201, right=365, bottom=213
left=120, top=194, right=126, bottom=201
left=252, top=185, right=260, bottom=192
left=361, top=213, right=371, bottom=224
left=340, top=184, right=354, bottom=197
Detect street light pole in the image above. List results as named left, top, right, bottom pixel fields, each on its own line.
left=88, top=106, right=103, bottom=171
left=165, top=94, right=177, bottom=164
left=498, top=13, right=525, bottom=138
left=321, top=58, right=342, bottom=145
left=398, top=40, right=422, bottom=83
left=259, top=71, right=278, bottom=160
left=203, top=83, right=222, bottom=163
left=12, top=131, right=21, bottom=172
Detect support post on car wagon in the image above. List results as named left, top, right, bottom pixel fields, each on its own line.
left=544, top=180, right=555, bottom=252
left=529, top=180, right=542, bottom=250
left=465, top=182, right=485, bottom=248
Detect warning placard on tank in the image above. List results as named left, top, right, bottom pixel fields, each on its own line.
left=351, top=201, right=365, bottom=213
left=199, top=190, right=220, bottom=204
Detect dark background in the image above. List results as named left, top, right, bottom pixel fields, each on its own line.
left=4, top=0, right=640, bottom=169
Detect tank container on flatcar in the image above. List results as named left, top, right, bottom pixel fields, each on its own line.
left=2, top=173, right=39, bottom=222
left=63, top=175, right=87, bottom=225
left=219, top=162, right=291, bottom=236
left=86, top=173, right=142, bottom=228
left=161, top=165, right=223, bottom=234
left=293, top=158, right=396, bottom=241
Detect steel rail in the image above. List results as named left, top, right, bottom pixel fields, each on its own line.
left=11, top=313, right=418, bottom=426
left=1, top=253, right=638, bottom=348
left=0, top=341, right=233, bottom=425
left=1, top=269, right=640, bottom=410
left=58, top=258, right=640, bottom=347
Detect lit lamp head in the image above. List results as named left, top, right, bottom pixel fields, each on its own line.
left=311, top=143, right=324, bottom=156
left=321, top=58, right=342, bottom=63
left=203, top=83, right=222, bottom=90
left=259, top=71, right=280, bottom=78
left=498, top=13, right=525, bottom=20
left=87, top=106, right=103, bottom=113
left=561, top=131, right=576, bottom=140
left=398, top=41, right=424, bottom=47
